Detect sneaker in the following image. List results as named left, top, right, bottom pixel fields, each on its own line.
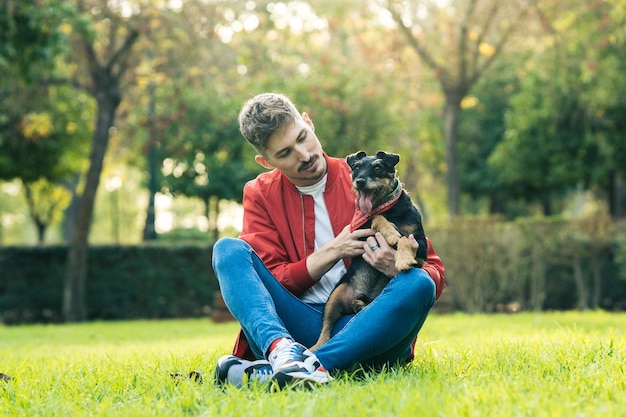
left=268, top=338, right=332, bottom=389
left=214, top=355, right=273, bottom=388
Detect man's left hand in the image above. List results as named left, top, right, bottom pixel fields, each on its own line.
left=362, top=233, right=419, bottom=276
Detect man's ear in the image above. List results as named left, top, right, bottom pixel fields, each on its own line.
left=255, top=154, right=274, bottom=170
left=302, top=112, right=314, bottom=131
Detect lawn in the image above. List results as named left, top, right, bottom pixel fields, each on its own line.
left=1, top=311, right=624, bottom=416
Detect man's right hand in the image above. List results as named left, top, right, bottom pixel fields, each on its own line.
left=306, top=225, right=374, bottom=281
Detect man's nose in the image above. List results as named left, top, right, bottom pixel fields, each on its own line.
left=295, top=144, right=309, bottom=160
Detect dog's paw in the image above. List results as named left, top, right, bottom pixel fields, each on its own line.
left=351, top=299, right=367, bottom=313
left=395, top=253, right=418, bottom=271
left=395, top=237, right=418, bottom=271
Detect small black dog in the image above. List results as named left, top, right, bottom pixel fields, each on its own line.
left=310, top=151, right=427, bottom=351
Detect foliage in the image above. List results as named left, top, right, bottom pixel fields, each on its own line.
left=22, top=178, right=72, bottom=244
left=0, top=245, right=218, bottom=324
left=0, top=0, right=90, bottom=185
left=0, top=1, right=93, bottom=245
left=2, top=0, right=626, bottom=251
left=1, top=313, right=624, bottom=416
left=159, top=92, right=259, bottom=204
left=489, top=0, right=626, bottom=216
left=428, top=216, right=626, bottom=312
left=0, top=0, right=74, bottom=81
left=458, top=58, right=520, bottom=215
left=2, top=217, right=625, bottom=324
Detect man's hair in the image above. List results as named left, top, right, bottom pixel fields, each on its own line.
left=238, top=93, right=301, bottom=152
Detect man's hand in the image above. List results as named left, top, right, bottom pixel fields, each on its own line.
left=362, top=232, right=419, bottom=276
left=333, top=225, right=375, bottom=258
left=306, top=225, right=374, bottom=280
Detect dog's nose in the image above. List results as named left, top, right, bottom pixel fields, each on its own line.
left=355, top=178, right=367, bottom=188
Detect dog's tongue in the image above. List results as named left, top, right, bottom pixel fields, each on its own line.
left=357, top=192, right=374, bottom=215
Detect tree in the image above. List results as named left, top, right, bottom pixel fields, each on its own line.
left=488, top=0, right=626, bottom=217
left=458, top=58, right=520, bottom=216
left=384, top=0, right=536, bottom=216
left=61, top=0, right=139, bottom=321
left=159, top=91, right=259, bottom=241
left=0, top=0, right=91, bottom=243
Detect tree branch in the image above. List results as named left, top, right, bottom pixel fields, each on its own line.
left=106, top=29, right=140, bottom=78
left=469, top=1, right=531, bottom=86
left=39, top=77, right=92, bottom=93
left=386, top=0, right=450, bottom=87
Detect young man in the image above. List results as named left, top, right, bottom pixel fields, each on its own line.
left=212, top=93, right=445, bottom=389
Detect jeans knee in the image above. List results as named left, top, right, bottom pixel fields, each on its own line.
left=396, top=269, right=436, bottom=312
left=212, top=237, right=250, bottom=270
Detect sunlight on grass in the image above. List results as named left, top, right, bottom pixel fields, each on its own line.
left=1, top=312, right=624, bottom=416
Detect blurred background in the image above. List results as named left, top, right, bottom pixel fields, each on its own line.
left=1, top=0, right=625, bottom=322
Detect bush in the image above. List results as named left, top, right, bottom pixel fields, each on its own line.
left=0, top=245, right=218, bottom=324
left=2, top=218, right=626, bottom=323
left=428, top=217, right=626, bottom=313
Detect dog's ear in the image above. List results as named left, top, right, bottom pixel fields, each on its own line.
left=346, top=150, right=367, bottom=168
left=376, top=151, right=400, bottom=168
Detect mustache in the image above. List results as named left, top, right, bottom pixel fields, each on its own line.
left=298, top=155, right=318, bottom=171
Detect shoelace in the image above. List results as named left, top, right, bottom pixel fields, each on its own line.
left=249, top=367, right=273, bottom=381
left=269, top=340, right=301, bottom=370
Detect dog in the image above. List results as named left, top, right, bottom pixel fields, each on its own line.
left=310, top=150, right=427, bottom=352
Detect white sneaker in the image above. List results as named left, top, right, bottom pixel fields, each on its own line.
left=214, top=355, right=273, bottom=388
left=268, top=338, right=332, bottom=389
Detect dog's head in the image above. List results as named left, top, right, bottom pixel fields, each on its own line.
left=346, top=150, right=400, bottom=215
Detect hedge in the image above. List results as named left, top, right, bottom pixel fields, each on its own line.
left=0, top=245, right=217, bottom=324
left=2, top=217, right=626, bottom=324
left=428, top=217, right=626, bottom=313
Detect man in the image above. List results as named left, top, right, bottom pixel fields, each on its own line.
left=212, top=93, right=445, bottom=389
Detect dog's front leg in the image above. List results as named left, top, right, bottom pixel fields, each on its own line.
left=371, top=215, right=401, bottom=246
left=372, top=215, right=419, bottom=271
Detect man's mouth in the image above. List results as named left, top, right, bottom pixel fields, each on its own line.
left=299, top=156, right=318, bottom=172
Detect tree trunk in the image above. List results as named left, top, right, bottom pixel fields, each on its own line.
left=212, top=197, right=220, bottom=242
left=143, top=79, right=157, bottom=241
left=591, top=257, right=602, bottom=309
left=63, top=94, right=119, bottom=322
left=61, top=174, right=80, bottom=243
left=529, top=258, right=545, bottom=311
left=36, top=221, right=46, bottom=245
left=61, top=21, right=138, bottom=322
left=443, top=96, right=462, bottom=217
left=573, top=260, right=588, bottom=311
left=610, top=171, right=626, bottom=219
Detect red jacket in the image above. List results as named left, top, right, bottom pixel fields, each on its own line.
left=232, top=154, right=445, bottom=358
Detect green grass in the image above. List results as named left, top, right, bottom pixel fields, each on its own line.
left=1, top=311, right=624, bottom=416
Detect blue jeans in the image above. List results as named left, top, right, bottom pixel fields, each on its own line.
left=211, top=237, right=436, bottom=371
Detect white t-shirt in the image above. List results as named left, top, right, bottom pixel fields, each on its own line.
left=296, top=174, right=347, bottom=304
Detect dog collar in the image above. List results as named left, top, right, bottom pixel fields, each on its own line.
left=349, top=180, right=404, bottom=231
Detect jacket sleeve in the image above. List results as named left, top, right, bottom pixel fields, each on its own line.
left=422, top=237, right=445, bottom=300
left=238, top=181, right=318, bottom=296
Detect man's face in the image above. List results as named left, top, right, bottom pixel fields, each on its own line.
left=255, top=114, right=327, bottom=187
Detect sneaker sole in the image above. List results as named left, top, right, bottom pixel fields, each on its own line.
left=270, top=368, right=332, bottom=390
